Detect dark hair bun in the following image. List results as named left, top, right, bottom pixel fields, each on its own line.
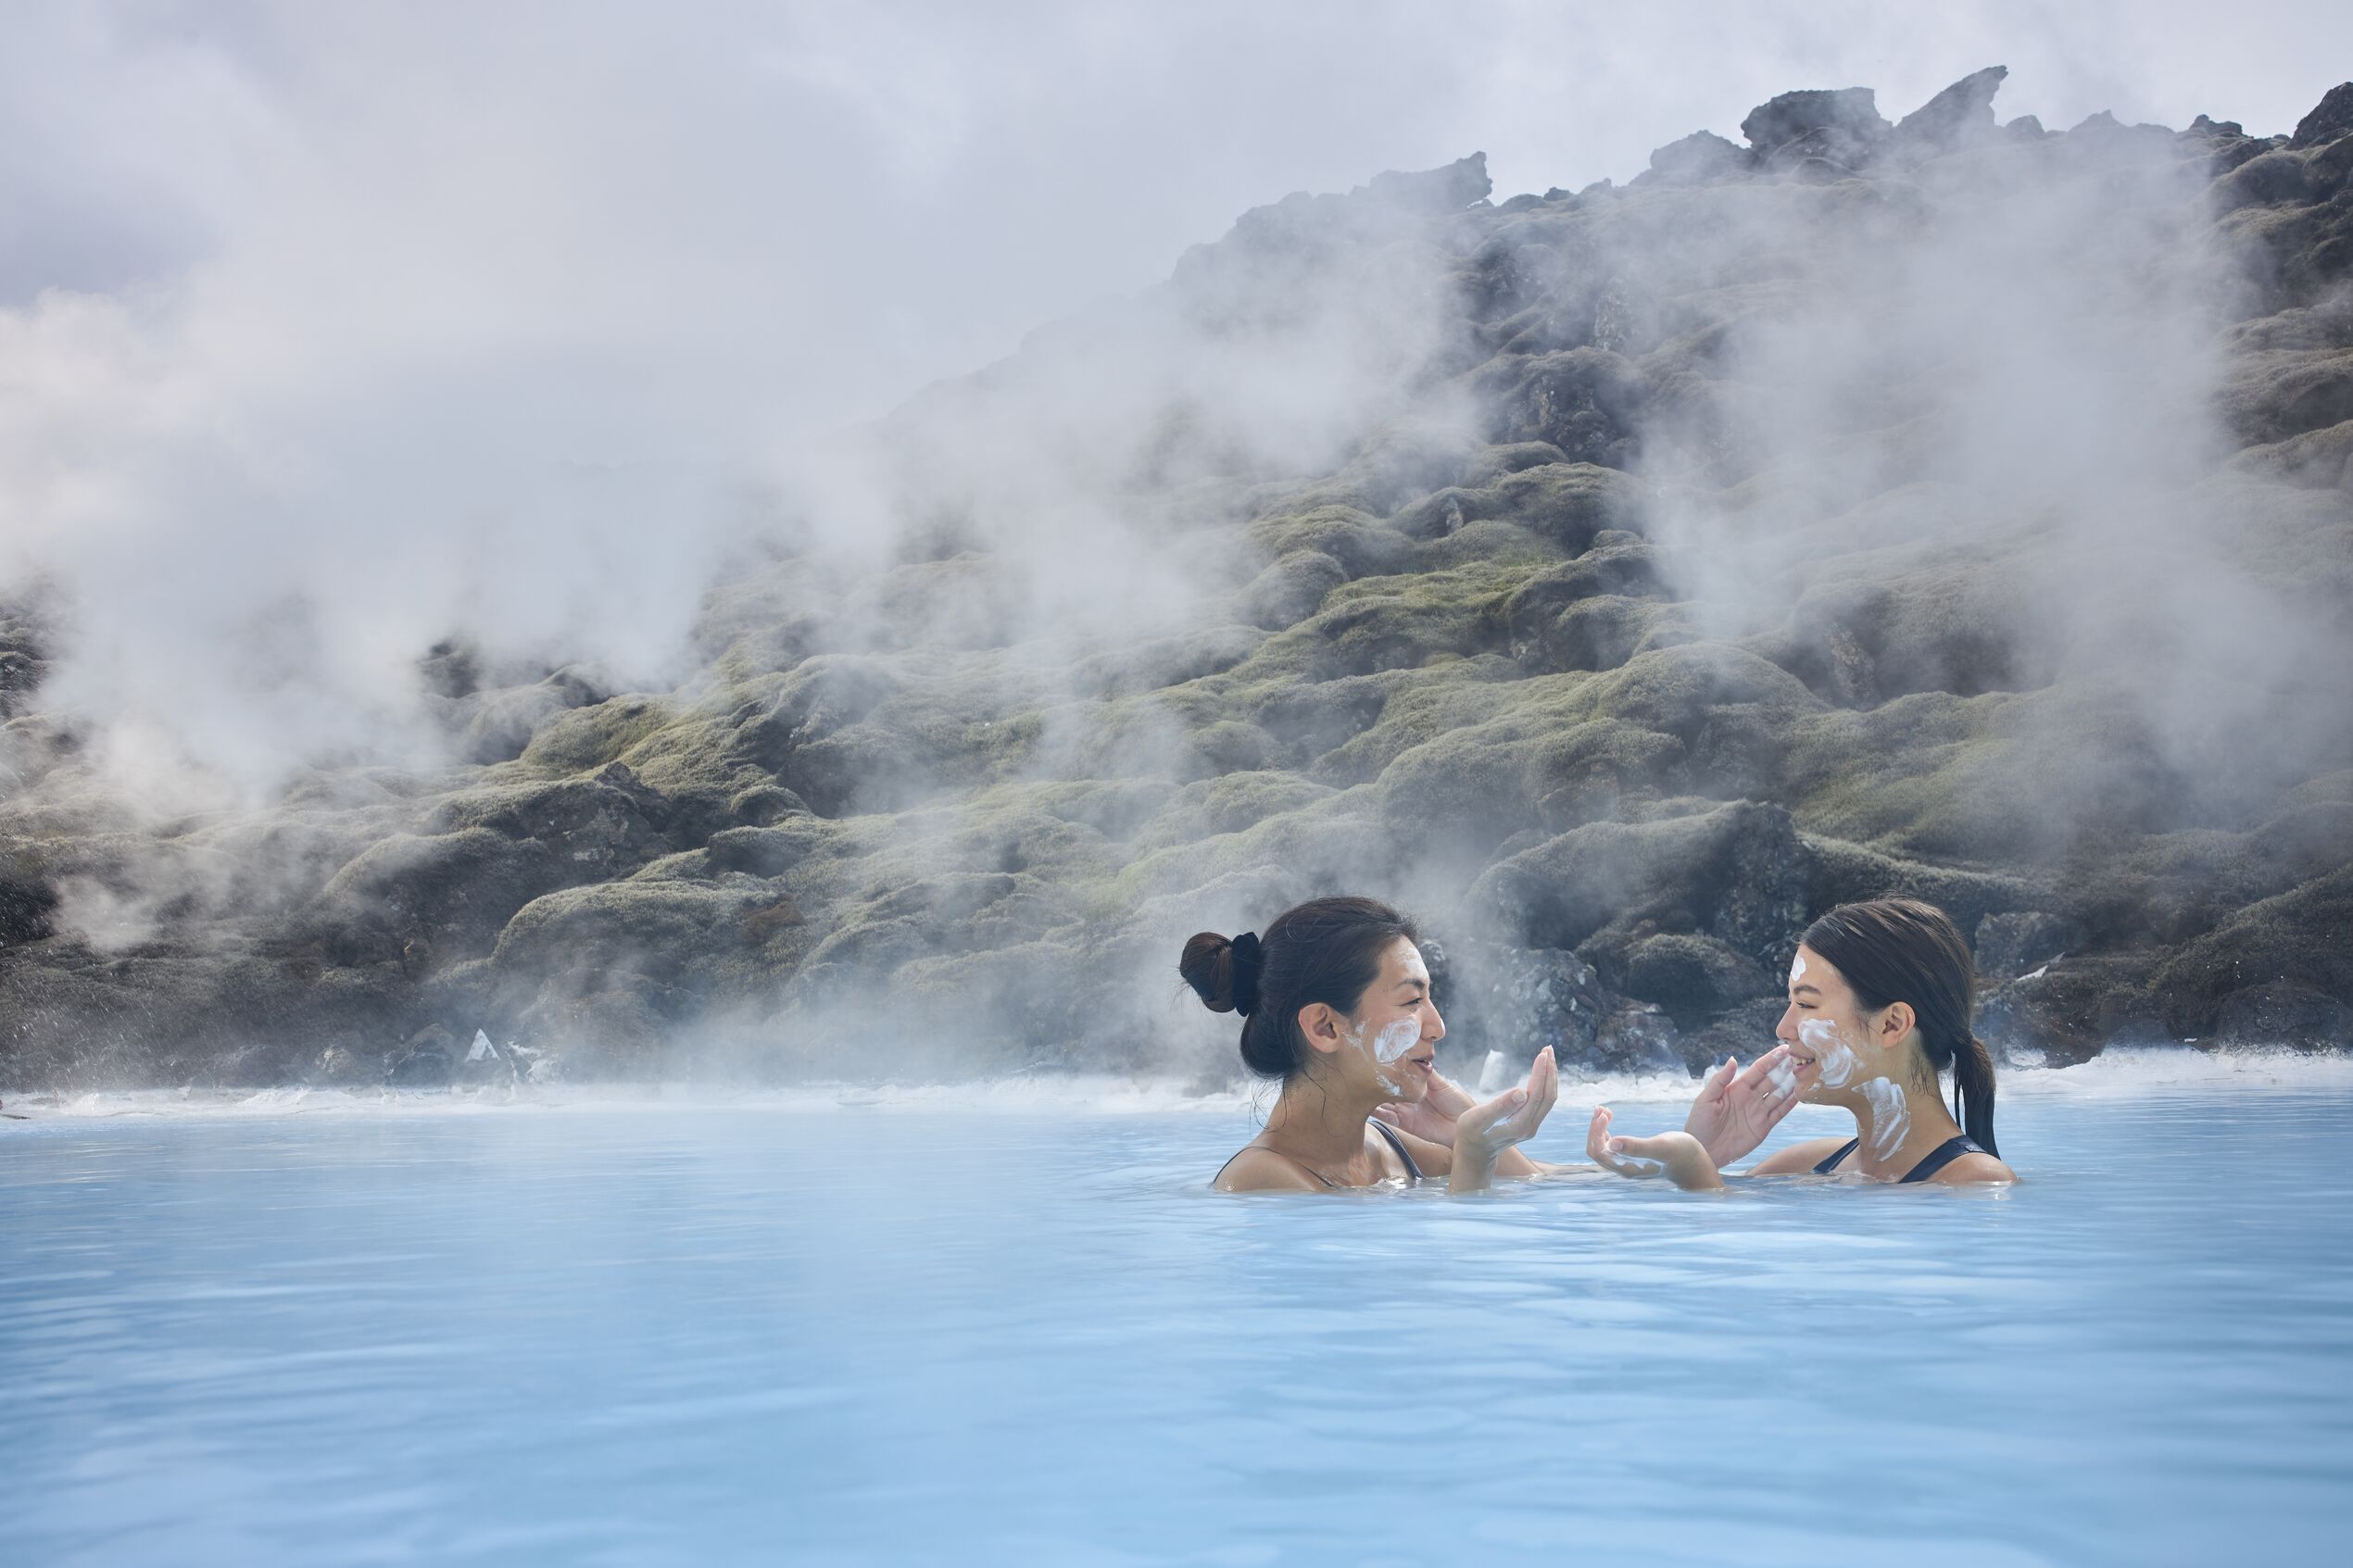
left=1180, top=932, right=1239, bottom=1013
left=1177, top=898, right=1418, bottom=1082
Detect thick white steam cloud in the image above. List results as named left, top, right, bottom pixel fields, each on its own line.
left=5, top=1, right=2348, bottom=805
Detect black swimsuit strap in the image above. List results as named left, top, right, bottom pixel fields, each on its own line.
left=1900, top=1135, right=1985, bottom=1185
left=1813, top=1135, right=1985, bottom=1181
left=1370, top=1118, right=1423, bottom=1185
left=1217, top=1123, right=1418, bottom=1189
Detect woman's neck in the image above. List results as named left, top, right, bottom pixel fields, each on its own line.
left=1831, top=1070, right=1964, bottom=1179
left=1263, top=1074, right=1382, bottom=1170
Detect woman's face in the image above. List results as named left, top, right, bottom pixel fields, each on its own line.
left=1317, top=936, right=1445, bottom=1103
left=1774, top=945, right=1893, bottom=1103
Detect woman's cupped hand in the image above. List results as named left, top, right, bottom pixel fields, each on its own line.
left=1453, top=1045, right=1558, bottom=1156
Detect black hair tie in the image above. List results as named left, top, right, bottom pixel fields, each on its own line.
left=1228, top=931, right=1264, bottom=1017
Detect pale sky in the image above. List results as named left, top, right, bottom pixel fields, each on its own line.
left=5, top=2, right=2346, bottom=446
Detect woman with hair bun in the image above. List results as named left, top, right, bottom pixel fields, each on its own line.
left=1182, top=896, right=1559, bottom=1194
left=1586, top=897, right=2017, bottom=1188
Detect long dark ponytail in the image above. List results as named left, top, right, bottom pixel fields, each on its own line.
left=1180, top=897, right=1418, bottom=1080
left=1801, top=897, right=1998, bottom=1157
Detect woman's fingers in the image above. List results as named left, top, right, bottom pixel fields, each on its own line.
left=1732, top=1046, right=1793, bottom=1101
left=1612, top=1132, right=1681, bottom=1160
left=1428, top=1073, right=1476, bottom=1118
left=1458, top=1051, right=1562, bottom=1152
left=1460, top=1084, right=1525, bottom=1142
left=1586, top=1107, right=1667, bottom=1177
left=1513, top=1049, right=1557, bottom=1138
left=1705, top=1055, right=1738, bottom=1099
left=1586, top=1106, right=1617, bottom=1166
left=1757, top=1067, right=1806, bottom=1129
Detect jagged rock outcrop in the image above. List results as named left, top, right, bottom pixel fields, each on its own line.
left=4, top=69, right=2352, bottom=1087
left=1894, top=66, right=2009, bottom=150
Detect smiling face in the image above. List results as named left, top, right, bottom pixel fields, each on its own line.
left=1775, top=944, right=1904, bottom=1104
left=1301, top=935, right=1444, bottom=1103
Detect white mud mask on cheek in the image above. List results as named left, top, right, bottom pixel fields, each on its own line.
left=1796, top=1017, right=1862, bottom=1089
left=1796, top=1013, right=1910, bottom=1161
left=1347, top=1017, right=1422, bottom=1094
left=1369, top=1019, right=1419, bottom=1064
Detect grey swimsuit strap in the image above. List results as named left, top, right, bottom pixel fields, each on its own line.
left=1215, top=1121, right=1424, bottom=1189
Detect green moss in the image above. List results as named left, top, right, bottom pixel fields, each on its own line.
left=515, top=696, right=675, bottom=778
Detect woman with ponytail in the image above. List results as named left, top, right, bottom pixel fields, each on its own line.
left=1182, top=896, right=1560, bottom=1194
left=1587, top=897, right=2015, bottom=1188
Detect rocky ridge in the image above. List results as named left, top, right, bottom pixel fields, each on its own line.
left=4, top=69, right=2352, bottom=1088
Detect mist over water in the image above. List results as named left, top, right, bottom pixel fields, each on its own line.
left=2, top=6, right=2351, bottom=1090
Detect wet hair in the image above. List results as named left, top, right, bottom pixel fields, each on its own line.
left=1180, top=897, right=1418, bottom=1080
left=1800, top=897, right=1998, bottom=1157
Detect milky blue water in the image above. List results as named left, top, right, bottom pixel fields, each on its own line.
left=5, top=1060, right=2352, bottom=1567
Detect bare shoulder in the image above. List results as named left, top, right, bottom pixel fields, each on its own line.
left=1213, top=1147, right=1322, bottom=1193
left=1747, top=1135, right=1854, bottom=1176
left=1927, top=1151, right=2016, bottom=1185
left=1390, top=1125, right=1453, bottom=1178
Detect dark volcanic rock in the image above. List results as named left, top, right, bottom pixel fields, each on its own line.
left=0, top=612, right=49, bottom=721
left=1972, top=911, right=2085, bottom=983
left=313, top=829, right=573, bottom=963
left=0, top=858, right=57, bottom=947
left=1977, top=959, right=2135, bottom=1065
left=1642, top=132, right=1752, bottom=185
left=1894, top=66, right=2008, bottom=151
left=1478, top=351, right=1647, bottom=469
left=1621, top=933, right=1777, bottom=1019
left=2290, top=82, right=2353, bottom=149
left=2148, top=867, right=2353, bottom=1038
left=2213, top=982, right=2353, bottom=1049
left=1594, top=1003, right=1685, bottom=1073
left=1470, top=799, right=1806, bottom=969
left=386, top=1025, right=458, bottom=1086
left=1432, top=936, right=1614, bottom=1073
left=1677, top=997, right=1787, bottom=1073
left=1364, top=152, right=1492, bottom=210
left=1740, top=87, right=1891, bottom=166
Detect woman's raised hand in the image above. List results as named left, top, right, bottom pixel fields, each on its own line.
left=1680, top=1046, right=1804, bottom=1168
left=1587, top=1108, right=1724, bottom=1191
left=1454, top=1046, right=1558, bottom=1152
left=1445, top=1047, right=1557, bottom=1193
